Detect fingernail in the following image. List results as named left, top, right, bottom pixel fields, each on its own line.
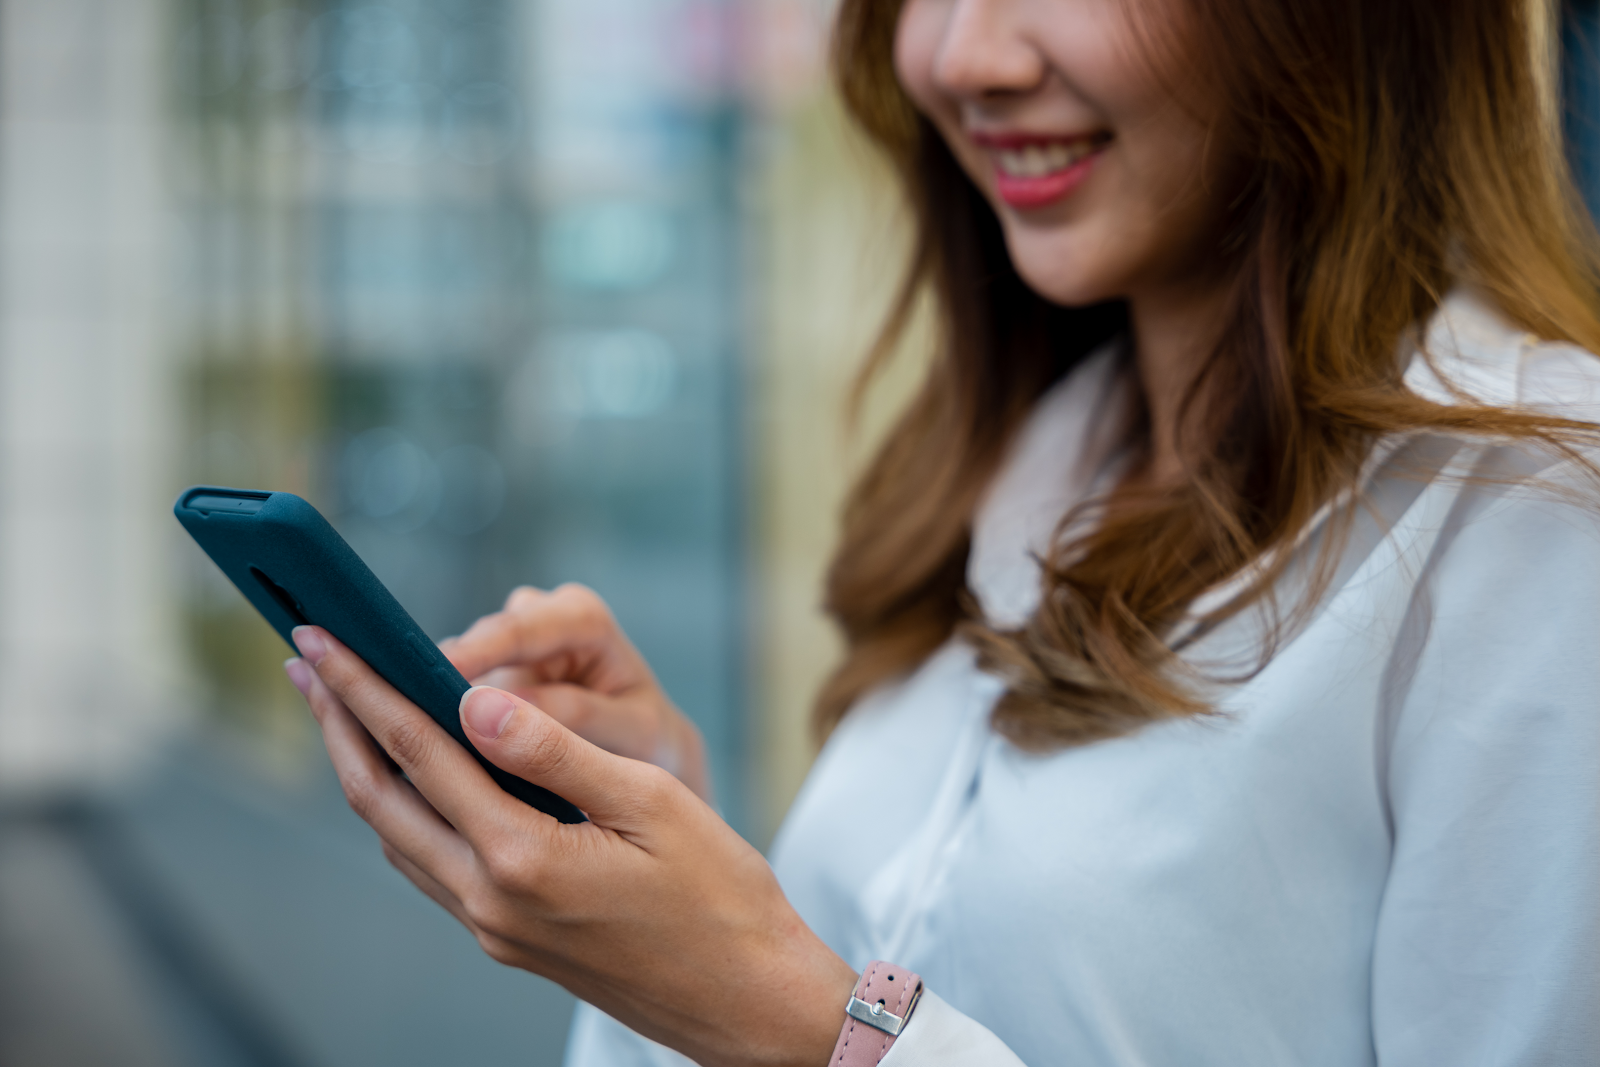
left=292, top=626, right=327, bottom=665
left=462, top=686, right=515, bottom=739
left=284, top=657, right=313, bottom=695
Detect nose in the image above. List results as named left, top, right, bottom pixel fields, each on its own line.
left=932, top=0, right=1044, bottom=100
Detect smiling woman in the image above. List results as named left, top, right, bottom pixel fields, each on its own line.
left=288, top=0, right=1600, bottom=1065
left=820, top=0, right=1600, bottom=747
left=893, top=0, right=1236, bottom=312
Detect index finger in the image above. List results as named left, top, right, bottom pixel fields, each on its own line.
left=443, top=584, right=642, bottom=690
left=292, top=625, right=532, bottom=844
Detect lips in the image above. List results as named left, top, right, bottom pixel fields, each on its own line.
left=972, top=131, right=1111, bottom=209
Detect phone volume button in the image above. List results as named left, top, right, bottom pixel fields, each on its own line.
left=407, top=631, right=462, bottom=684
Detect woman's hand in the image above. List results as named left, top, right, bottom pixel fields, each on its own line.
left=438, top=584, right=712, bottom=804
left=283, top=626, right=855, bottom=1067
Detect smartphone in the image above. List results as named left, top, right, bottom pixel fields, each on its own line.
left=173, top=486, right=586, bottom=824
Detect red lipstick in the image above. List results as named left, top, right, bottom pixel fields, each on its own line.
left=971, top=131, right=1110, bottom=210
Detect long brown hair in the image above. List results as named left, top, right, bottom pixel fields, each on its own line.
left=818, top=0, right=1600, bottom=746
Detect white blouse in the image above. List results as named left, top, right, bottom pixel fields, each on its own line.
left=564, top=290, right=1600, bottom=1066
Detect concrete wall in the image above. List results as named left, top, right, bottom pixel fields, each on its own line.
left=0, top=0, right=189, bottom=798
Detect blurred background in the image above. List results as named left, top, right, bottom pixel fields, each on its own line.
left=0, top=1, right=1595, bottom=1065
left=0, top=0, right=933, bottom=1063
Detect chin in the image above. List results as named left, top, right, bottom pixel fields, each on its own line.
left=1009, top=257, right=1121, bottom=309
left=1001, top=227, right=1126, bottom=309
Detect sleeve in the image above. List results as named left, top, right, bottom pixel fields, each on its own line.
left=1371, top=467, right=1600, bottom=1064
left=563, top=991, right=1029, bottom=1067
left=880, top=992, right=1030, bottom=1067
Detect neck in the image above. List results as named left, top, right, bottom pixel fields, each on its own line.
left=1125, top=278, right=1234, bottom=487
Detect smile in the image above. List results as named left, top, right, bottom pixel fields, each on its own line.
left=973, top=132, right=1112, bottom=210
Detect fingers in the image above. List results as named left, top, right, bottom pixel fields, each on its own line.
left=285, top=655, right=478, bottom=896
left=460, top=685, right=680, bottom=836
left=443, top=584, right=648, bottom=693
left=291, top=627, right=523, bottom=841
left=525, top=682, right=670, bottom=764
left=465, top=672, right=709, bottom=802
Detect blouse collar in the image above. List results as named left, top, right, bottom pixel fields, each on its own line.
left=966, top=288, right=1547, bottom=632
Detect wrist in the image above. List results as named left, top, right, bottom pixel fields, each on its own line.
left=827, top=962, right=925, bottom=1067
left=765, top=949, right=859, bottom=1067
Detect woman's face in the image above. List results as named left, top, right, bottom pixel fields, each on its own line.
left=894, top=0, right=1237, bottom=308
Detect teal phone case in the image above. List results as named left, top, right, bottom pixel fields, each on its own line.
left=174, top=486, right=585, bottom=824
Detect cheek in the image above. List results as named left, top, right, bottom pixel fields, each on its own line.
left=1000, top=131, right=1236, bottom=305
left=892, top=0, right=949, bottom=119
left=1120, top=112, right=1239, bottom=259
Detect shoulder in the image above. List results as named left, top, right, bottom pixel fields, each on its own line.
left=1375, top=316, right=1600, bottom=816
left=1405, top=287, right=1600, bottom=422
left=1394, top=288, right=1600, bottom=572
left=1383, top=439, right=1600, bottom=705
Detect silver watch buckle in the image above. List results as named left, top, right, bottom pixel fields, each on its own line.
left=846, top=986, right=922, bottom=1037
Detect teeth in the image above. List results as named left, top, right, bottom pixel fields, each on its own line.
left=995, top=140, right=1095, bottom=178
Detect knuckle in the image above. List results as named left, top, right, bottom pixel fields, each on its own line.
left=475, top=930, right=518, bottom=967
left=636, top=763, right=680, bottom=808
left=462, top=884, right=509, bottom=935
left=505, top=585, right=545, bottom=613
left=339, top=769, right=383, bottom=823
left=383, top=716, right=436, bottom=773
left=552, top=583, right=608, bottom=624
left=521, top=717, right=575, bottom=778
left=479, top=838, right=532, bottom=892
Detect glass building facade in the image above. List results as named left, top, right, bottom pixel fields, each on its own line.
left=175, top=0, right=752, bottom=831
left=0, top=2, right=816, bottom=1063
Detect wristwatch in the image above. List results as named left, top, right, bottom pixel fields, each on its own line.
left=829, top=961, right=924, bottom=1066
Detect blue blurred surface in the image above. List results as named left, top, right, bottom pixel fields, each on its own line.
left=1, top=736, right=575, bottom=1067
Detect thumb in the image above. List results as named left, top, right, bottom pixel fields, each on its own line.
left=460, top=685, right=664, bottom=829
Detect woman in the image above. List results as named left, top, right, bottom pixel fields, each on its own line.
left=283, top=0, right=1600, bottom=1063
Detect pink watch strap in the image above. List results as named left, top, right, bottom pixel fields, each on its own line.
left=829, top=961, right=924, bottom=1067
